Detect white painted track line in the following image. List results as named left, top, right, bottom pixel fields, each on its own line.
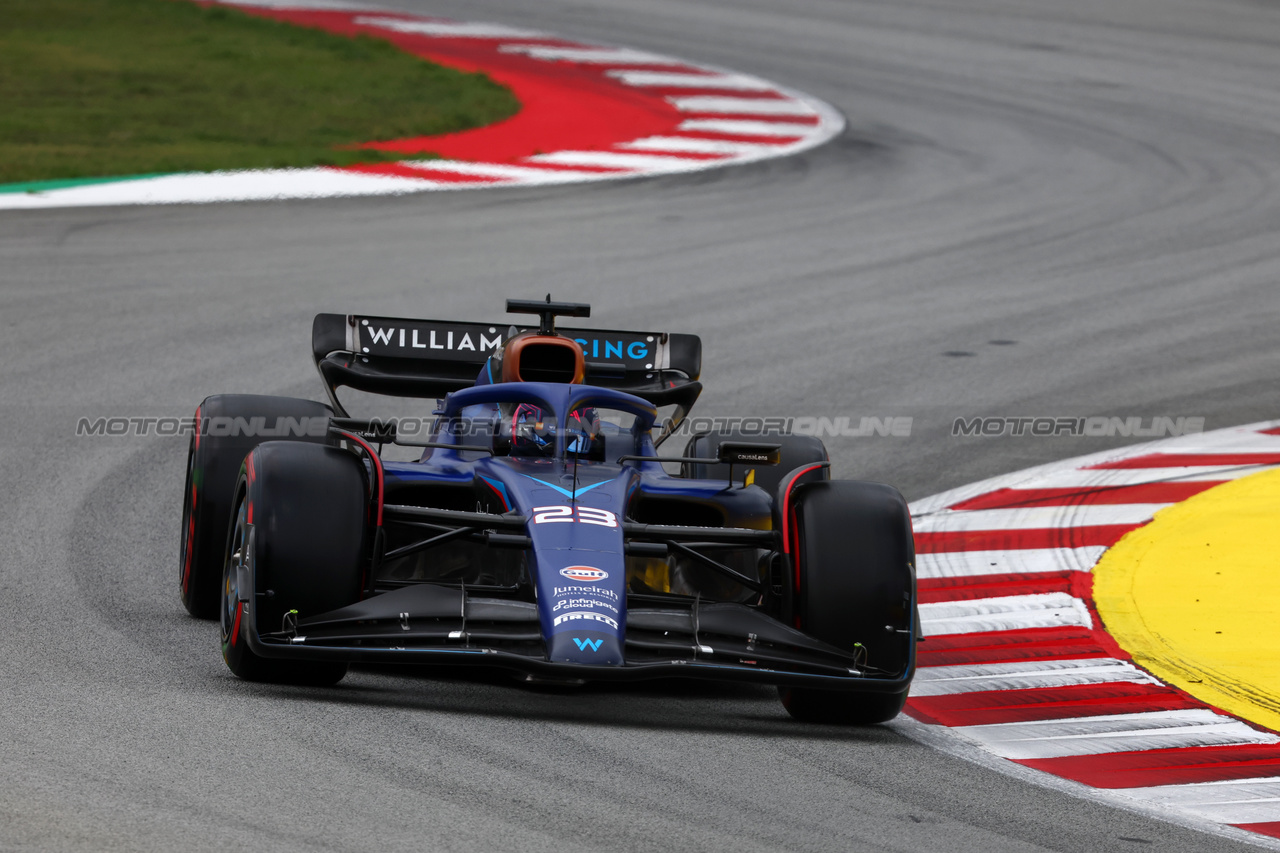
left=916, top=546, right=1108, bottom=579
left=670, top=96, right=818, bottom=116
left=918, top=592, right=1094, bottom=636
left=913, top=503, right=1167, bottom=532
left=0, top=169, right=447, bottom=208
left=605, top=70, right=775, bottom=90
left=353, top=18, right=552, bottom=39
left=677, top=118, right=818, bottom=136
left=397, top=160, right=606, bottom=184
left=959, top=710, right=1280, bottom=760
left=219, top=0, right=371, bottom=8
left=616, top=137, right=780, bottom=156
left=527, top=151, right=723, bottom=170
left=499, top=45, right=684, bottom=65
left=1125, top=779, right=1280, bottom=825
left=911, top=659, right=1160, bottom=697
left=1012, top=465, right=1277, bottom=487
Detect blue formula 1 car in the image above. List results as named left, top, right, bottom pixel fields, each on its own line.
left=178, top=299, right=917, bottom=723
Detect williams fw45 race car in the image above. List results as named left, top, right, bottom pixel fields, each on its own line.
left=179, top=299, right=918, bottom=724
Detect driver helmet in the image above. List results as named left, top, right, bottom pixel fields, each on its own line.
left=509, top=403, right=600, bottom=457
left=493, top=331, right=596, bottom=456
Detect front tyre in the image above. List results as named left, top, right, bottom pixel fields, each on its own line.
left=779, top=480, right=916, bottom=724
left=220, top=442, right=368, bottom=685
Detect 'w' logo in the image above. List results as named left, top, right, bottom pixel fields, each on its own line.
left=573, top=638, right=603, bottom=652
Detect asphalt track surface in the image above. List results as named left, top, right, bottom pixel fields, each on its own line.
left=3, top=0, right=1279, bottom=850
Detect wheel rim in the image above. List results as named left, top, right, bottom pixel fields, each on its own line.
left=221, top=500, right=248, bottom=645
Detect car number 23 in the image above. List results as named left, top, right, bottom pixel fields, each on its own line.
left=531, top=505, right=619, bottom=527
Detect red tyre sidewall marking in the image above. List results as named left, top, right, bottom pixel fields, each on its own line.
left=337, top=431, right=384, bottom=528
left=181, top=404, right=202, bottom=594
left=779, top=464, right=827, bottom=629
left=230, top=601, right=242, bottom=648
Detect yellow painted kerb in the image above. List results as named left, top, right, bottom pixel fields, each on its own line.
left=1094, top=467, right=1280, bottom=732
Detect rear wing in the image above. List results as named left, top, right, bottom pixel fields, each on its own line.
left=312, top=313, right=702, bottom=417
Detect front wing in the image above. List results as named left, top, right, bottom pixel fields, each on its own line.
left=243, top=580, right=916, bottom=692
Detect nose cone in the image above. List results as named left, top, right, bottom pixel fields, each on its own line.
left=548, top=630, right=623, bottom=666
left=497, top=461, right=637, bottom=667
left=544, top=567, right=626, bottom=665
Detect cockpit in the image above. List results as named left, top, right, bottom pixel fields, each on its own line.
left=445, top=383, right=656, bottom=465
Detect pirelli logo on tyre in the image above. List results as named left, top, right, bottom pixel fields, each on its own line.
left=559, top=566, right=608, bottom=583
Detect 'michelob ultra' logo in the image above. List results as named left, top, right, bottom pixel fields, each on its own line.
left=559, top=566, right=607, bottom=583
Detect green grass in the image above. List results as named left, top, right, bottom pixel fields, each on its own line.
left=0, top=0, right=521, bottom=184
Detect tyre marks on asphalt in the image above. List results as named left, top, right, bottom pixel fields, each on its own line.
left=906, top=422, right=1280, bottom=844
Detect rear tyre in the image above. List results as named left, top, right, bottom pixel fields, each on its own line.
left=779, top=480, right=916, bottom=724
left=179, top=394, right=332, bottom=618
left=220, top=442, right=368, bottom=685
left=681, top=431, right=828, bottom=494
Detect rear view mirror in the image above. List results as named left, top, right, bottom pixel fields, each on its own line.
left=717, top=442, right=781, bottom=466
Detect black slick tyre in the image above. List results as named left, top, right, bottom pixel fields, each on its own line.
left=220, top=441, right=368, bottom=686
left=779, top=480, right=916, bottom=724
left=179, top=394, right=331, bottom=618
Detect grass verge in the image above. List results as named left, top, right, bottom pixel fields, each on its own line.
left=0, top=0, right=520, bottom=185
